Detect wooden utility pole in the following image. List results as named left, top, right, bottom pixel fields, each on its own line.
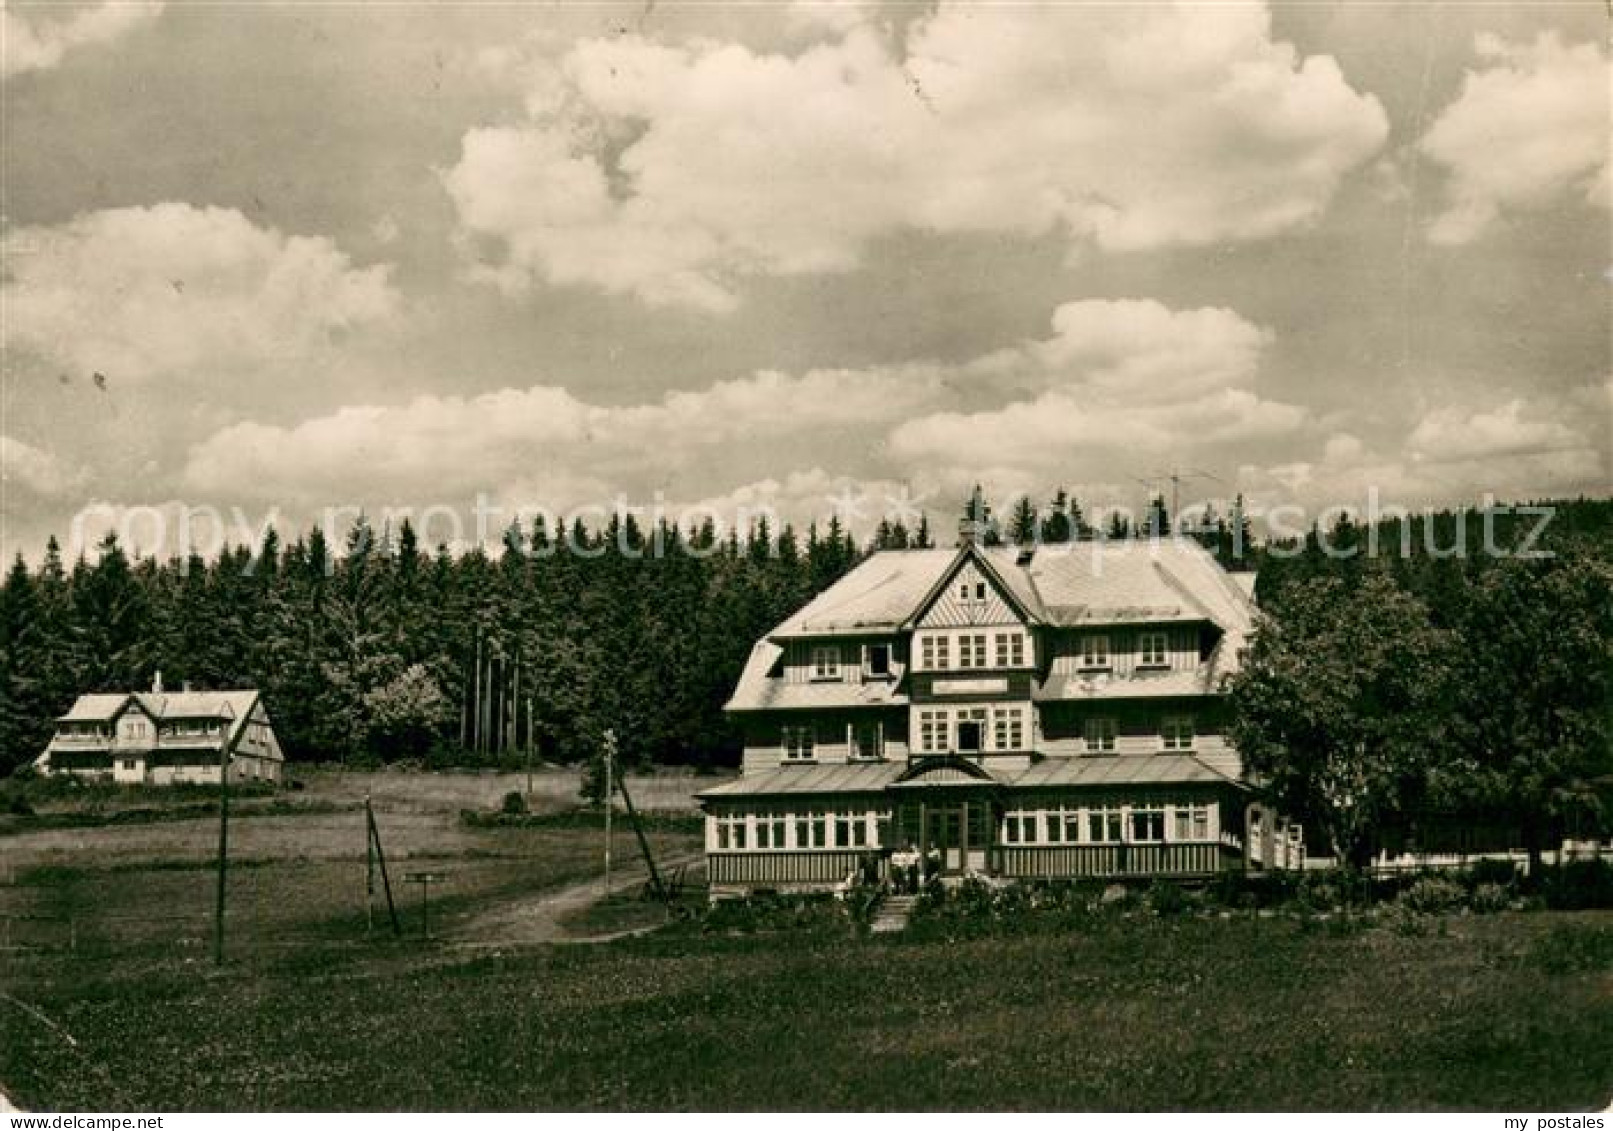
left=366, top=796, right=400, bottom=936
left=471, top=627, right=482, bottom=754
left=509, top=656, right=519, bottom=757
left=615, top=771, right=667, bottom=903
left=603, top=728, right=615, bottom=894
left=213, top=742, right=231, bottom=966
left=525, top=695, right=535, bottom=797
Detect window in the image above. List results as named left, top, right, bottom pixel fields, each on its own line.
left=920, top=634, right=951, bottom=671
left=993, top=707, right=1025, bottom=751
left=918, top=710, right=947, bottom=754
left=1084, top=716, right=1117, bottom=753
left=1138, top=631, right=1169, bottom=667
left=1079, top=634, right=1111, bottom=670
left=810, top=645, right=841, bottom=680
left=1161, top=716, right=1195, bottom=751
left=119, top=759, right=137, bottom=772
left=958, top=583, right=971, bottom=602
left=976, top=582, right=988, bottom=602
left=795, top=811, right=828, bottom=848
left=958, top=634, right=988, bottom=669
left=1173, top=802, right=1211, bottom=842
left=1044, top=810, right=1065, bottom=844
left=1086, top=807, right=1123, bottom=843
left=756, top=811, right=787, bottom=849
left=960, top=580, right=988, bottom=604
left=848, top=721, right=884, bottom=760
left=782, top=725, right=816, bottom=761
left=956, top=720, right=983, bottom=753
left=865, top=644, right=892, bottom=678
left=834, top=810, right=868, bottom=848
left=956, top=708, right=986, bottom=753
left=1130, top=805, right=1166, bottom=843
left=994, top=631, right=1026, bottom=668
left=1003, top=811, right=1035, bottom=844
left=716, top=813, right=748, bottom=850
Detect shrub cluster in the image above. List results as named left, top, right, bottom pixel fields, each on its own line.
left=897, top=858, right=1613, bottom=938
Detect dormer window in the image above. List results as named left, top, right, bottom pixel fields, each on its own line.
left=864, top=644, right=892, bottom=678
left=1079, top=634, right=1111, bottom=670
left=810, top=645, right=842, bottom=681
left=848, top=721, right=884, bottom=760
left=1138, top=631, right=1169, bottom=668
left=1161, top=716, right=1195, bottom=751
left=1084, top=716, right=1117, bottom=753
left=782, top=726, right=816, bottom=761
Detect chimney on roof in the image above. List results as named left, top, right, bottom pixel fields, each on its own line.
left=182, top=681, right=192, bottom=694
left=152, top=670, right=163, bottom=694
left=958, top=484, right=990, bottom=547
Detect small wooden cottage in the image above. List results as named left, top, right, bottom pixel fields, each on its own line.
left=35, top=676, right=285, bottom=785
left=700, top=538, right=1299, bottom=895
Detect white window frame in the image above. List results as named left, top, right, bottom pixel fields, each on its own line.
left=1129, top=804, right=1167, bottom=843
left=1086, top=806, right=1124, bottom=844
left=919, top=634, right=951, bottom=672
left=1079, top=634, right=1112, bottom=670
left=810, top=645, right=842, bottom=681
left=847, top=720, right=885, bottom=761
left=955, top=707, right=987, bottom=753
left=782, top=725, right=816, bottom=761
left=1172, top=802, right=1211, bottom=842
left=1138, top=631, right=1169, bottom=667
left=994, top=631, right=1026, bottom=668
left=918, top=710, right=946, bottom=754
left=1161, top=715, right=1195, bottom=752
left=958, top=633, right=988, bottom=670
left=992, top=706, right=1025, bottom=751
left=1084, top=716, right=1117, bottom=753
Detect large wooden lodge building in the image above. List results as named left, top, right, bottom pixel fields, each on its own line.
left=699, top=537, right=1300, bottom=894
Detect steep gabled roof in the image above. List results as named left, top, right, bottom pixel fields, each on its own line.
left=768, top=549, right=958, bottom=638
left=769, top=539, right=1255, bottom=640
left=57, top=693, right=133, bottom=722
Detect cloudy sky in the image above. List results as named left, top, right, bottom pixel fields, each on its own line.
left=1, top=0, right=1608, bottom=560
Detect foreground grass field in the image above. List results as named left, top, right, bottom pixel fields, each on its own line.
left=4, top=908, right=1610, bottom=1110
left=3, top=772, right=1610, bottom=1110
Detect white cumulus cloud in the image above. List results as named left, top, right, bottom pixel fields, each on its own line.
left=1421, top=32, right=1611, bottom=245
left=1, top=0, right=164, bottom=79
left=2, top=204, right=400, bottom=384
left=0, top=435, right=86, bottom=497
left=445, top=2, right=1387, bottom=311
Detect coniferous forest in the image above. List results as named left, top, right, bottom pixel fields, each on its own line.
left=2, top=492, right=1609, bottom=787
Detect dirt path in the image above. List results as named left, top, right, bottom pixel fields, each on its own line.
left=456, top=852, right=701, bottom=946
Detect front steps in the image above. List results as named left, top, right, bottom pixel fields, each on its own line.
left=870, top=894, right=918, bottom=934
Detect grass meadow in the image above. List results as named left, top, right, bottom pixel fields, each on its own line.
left=2, top=769, right=1610, bottom=1111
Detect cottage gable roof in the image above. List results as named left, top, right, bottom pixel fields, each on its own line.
left=56, top=693, right=133, bottom=722
left=55, top=688, right=266, bottom=746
